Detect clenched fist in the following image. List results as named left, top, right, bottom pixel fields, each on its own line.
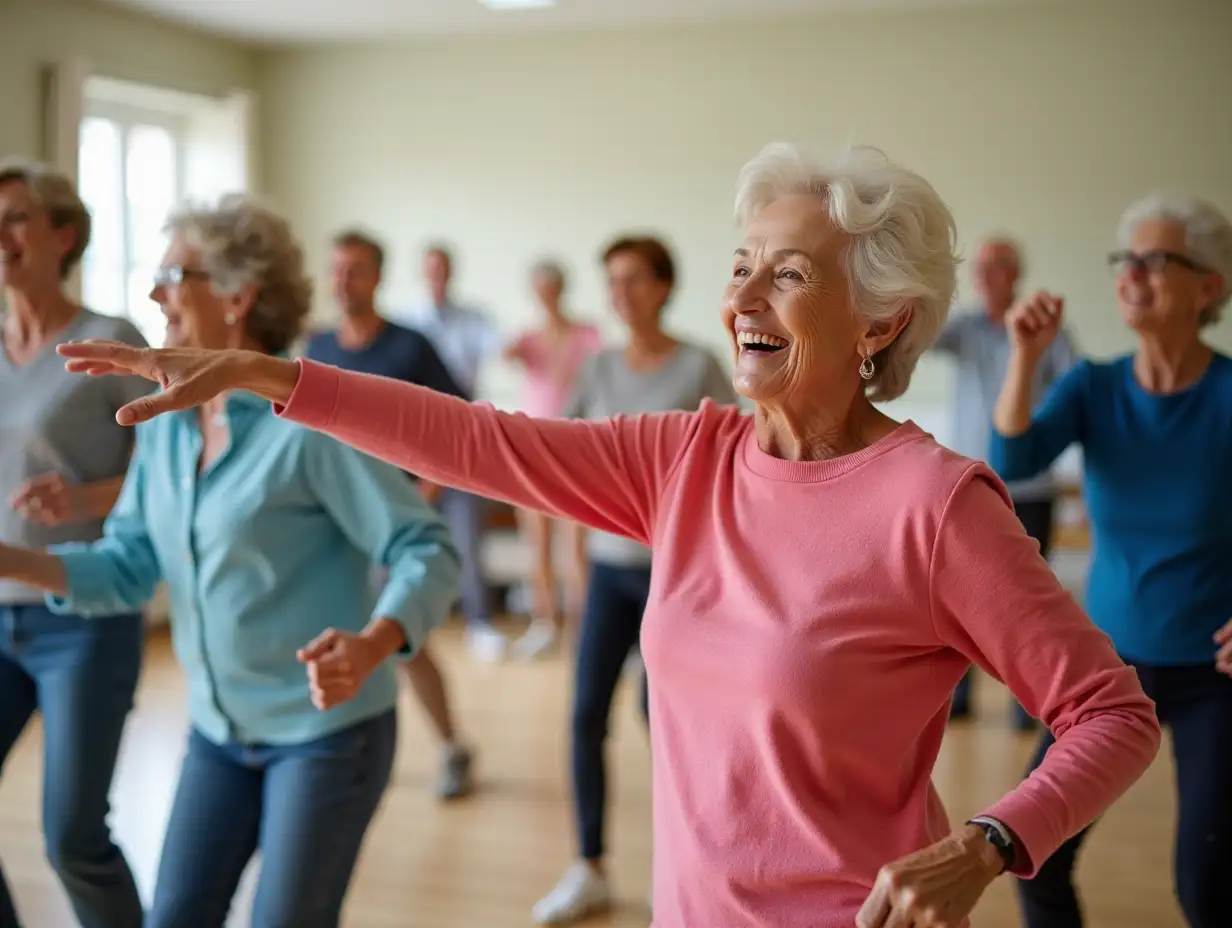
left=1006, top=291, right=1064, bottom=363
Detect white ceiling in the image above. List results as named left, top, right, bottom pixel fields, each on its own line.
left=95, top=0, right=1034, bottom=44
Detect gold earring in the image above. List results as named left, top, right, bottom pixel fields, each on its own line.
left=859, top=353, right=875, bottom=381
left=224, top=311, right=237, bottom=326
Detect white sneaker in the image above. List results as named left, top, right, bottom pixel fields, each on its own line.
left=513, top=619, right=557, bottom=661
left=532, top=862, right=611, bottom=925
left=466, top=624, right=507, bottom=663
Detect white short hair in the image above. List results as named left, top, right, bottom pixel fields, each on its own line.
left=1117, top=193, right=1232, bottom=328
left=166, top=194, right=313, bottom=354
left=734, top=143, right=959, bottom=402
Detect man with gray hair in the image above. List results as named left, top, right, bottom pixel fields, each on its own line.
left=933, top=236, right=1077, bottom=731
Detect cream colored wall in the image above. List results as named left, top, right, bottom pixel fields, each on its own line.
left=256, top=0, right=1231, bottom=415
left=0, top=0, right=257, bottom=163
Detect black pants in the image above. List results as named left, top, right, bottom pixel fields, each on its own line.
left=951, top=498, right=1054, bottom=727
left=1017, top=661, right=1232, bottom=928
left=571, top=561, right=651, bottom=861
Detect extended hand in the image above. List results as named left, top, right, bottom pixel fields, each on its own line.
left=10, top=473, right=78, bottom=526
left=297, top=628, right=385, bottom=711
left=856, top=825, right=1003, bottom=928
left=57, top=340, right=265, bottom=425
left=1215, top=618, right=1232, bottom=677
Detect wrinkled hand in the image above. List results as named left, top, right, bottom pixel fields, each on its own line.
left=57, top=340, right=253, bottom=425
left=1215, top=619, right=1232, bottom=677
left=1006, top=291, right=1064, bottom=363
left=856, top=825, right=1003, bottom=928
left=297, top=628, right=385, bottom=711
left=9, top=473, right=79, bottom=526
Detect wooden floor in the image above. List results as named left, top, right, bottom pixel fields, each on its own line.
left=1, top=621, right=1184, bottom=927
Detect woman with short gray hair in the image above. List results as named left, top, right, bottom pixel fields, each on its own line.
left=0, top=160, right=148, bottom=928
left=60, top=143, right=1160, bottom=927
left=991, top=194, right=1232, bottom=928
left=2, top=193, right=462, bottom=926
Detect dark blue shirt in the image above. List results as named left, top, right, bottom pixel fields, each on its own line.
left=989, top=352, right=1232, bottom=665
left=304, top=322, right=465, bottom=399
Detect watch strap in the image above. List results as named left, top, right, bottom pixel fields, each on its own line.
left=968, top=816, right=1016, bottom=871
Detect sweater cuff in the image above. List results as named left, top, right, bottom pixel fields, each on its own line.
left=976, top=793, right=1058, bottom=878
left=273, top=358, right=342, bottom=430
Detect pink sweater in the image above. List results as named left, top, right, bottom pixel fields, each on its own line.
left=278, top=359, right=1161, bottom=928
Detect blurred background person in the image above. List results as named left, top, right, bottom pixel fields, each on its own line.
left=399, top=243, right=507, bottom=662
left=531, top=235, right=737, bottom=925
left=932, top=235, right=1077, bottom=731
left=502, top=259, right=602, bottom=660
left=1, top=193, right=460, bottom=927
left=0, top=161, right=149, bottom=928
left=991, top=194, right=1232, bottom=928
left=304, top=228, right=477, bottom=800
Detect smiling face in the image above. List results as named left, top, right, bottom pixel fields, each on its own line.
left=0, top=178, right=76, bottom=295
left=151, top=234, right=247, bottom=350
left=605, top=250, right=670, bottom=334
left=722, top=193, right=872, bottom=407
left=1115, top=218, right=1222, bottom=336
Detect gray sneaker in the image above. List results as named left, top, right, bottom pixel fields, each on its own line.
left=438, top=745, right=474, bottom=800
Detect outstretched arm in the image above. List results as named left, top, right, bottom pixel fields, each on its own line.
left=279, top=358, right=702, bottom=543
left=57, top=343, right=706, bottom=546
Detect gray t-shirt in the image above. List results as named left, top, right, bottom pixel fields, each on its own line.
left=0, top=309, right=151, bottom=603
left=563, top=340, right=737, bottom=567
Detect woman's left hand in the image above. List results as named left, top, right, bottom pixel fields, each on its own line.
left=297, top=628, right=386, bottom=711
left=856, top=824, right=1004, bottom=928
left=1215, top=618, right=1232, bottom=677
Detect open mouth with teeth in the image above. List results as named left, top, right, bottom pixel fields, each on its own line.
left=737, top=332, right=790, bottom=354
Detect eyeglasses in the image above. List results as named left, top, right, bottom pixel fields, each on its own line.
left=153, top=265, right=211, bottom=288
left=1107, top=250, right=1211, bottom=276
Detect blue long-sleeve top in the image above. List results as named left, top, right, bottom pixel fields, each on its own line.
left=47, top=390, right=461, bottom=746
left=989, top=352, right=1232, bottom=665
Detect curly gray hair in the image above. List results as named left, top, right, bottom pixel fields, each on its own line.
left=733, top=143, right=959, bottom=402
left=166, top=194, right=313, bottom=354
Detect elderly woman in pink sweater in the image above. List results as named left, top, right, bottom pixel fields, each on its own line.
left=58, top=143, right=1160, bottom=928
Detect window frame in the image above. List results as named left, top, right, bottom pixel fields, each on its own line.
left=78, top=98, right=187, bottom=344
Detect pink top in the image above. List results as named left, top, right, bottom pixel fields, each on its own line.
left=507, top=322, right=602, bottom=418
left=278, top=359, right=1161, bottom=928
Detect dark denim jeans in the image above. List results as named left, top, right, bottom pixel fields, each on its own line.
left=147, top=708, right=397, bottom=928
left=1017, top=661, right=1232, bottom=928
left=572, top=561, right=651, bottom=861
left=0, top=603, right=143, bottom=928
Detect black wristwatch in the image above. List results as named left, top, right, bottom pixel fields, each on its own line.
left=968, top=816, right=1017, bottom=872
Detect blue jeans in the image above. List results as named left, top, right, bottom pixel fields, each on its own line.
left=1017, top=661, right=1232, bottom=928
left=148, top=708, right=397, bottom=928
left=572, top=561, right=651, bottom=861
left=0, top=604, right=143, bottom=928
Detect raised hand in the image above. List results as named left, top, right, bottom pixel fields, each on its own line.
left=1006, top=291, right=1064, bottom=363
left=57, top=341, right=297, bottom=425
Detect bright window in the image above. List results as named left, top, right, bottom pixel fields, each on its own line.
left=78, top=104, right=182, bottom=346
